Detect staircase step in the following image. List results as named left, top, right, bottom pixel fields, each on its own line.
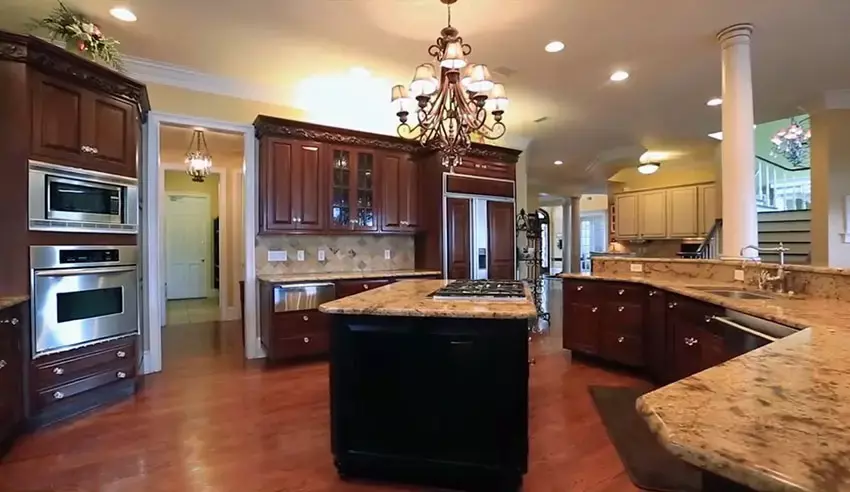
left=758, top=209, right=812, bottom=222
left=759, top=252, right=810, bottom=265
left=758, top=241, right=811, bottom=255
left=758, top=231, right=811, bottom=243
left=758, top=220, right=811, bottom=232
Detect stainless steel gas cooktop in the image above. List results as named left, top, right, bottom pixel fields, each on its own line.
left=430, top=280, right=527, bottom=301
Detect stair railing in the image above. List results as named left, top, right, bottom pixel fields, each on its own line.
left=755, top=155, right=811, bottom=211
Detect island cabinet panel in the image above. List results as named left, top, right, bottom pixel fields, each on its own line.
left=30, top=71, right=139, bottom=177
left=487, top=201, right=516, bottom=280
left=379, top=153, right=418, bottom=233
left=330, top=315, right=528, bottom=490
left=0, top=302, right=26, bottom=455
left=259, top=138, right=325, bottom=233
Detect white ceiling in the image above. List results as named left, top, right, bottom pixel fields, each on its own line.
left=5, top=0, right=850, bottom=192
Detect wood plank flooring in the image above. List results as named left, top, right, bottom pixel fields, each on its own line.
left=0, top=280, right=646, bottom=491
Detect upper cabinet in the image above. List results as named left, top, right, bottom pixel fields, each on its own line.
left=328, top=147, right=378, bottom=232
left=614, top=182, right=718, bottom=241
left=380, top=152, right=418, bottom=232
left=259, top=138, right=325, bottom=233
left=30, top=71, right=139, bottom=177
left=455, top=157, right=515, bottom=181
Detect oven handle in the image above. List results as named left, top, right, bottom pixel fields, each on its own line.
left=34, top=266, right=137, bottom=277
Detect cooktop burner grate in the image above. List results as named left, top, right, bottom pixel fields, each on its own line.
left=430, top=280, right=527, bottom=300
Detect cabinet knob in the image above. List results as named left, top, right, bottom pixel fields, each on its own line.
left=649, top=290, right=657, bottom=297
left=303, top=337, right=310, bottom=343
left=363, top=284, right=369, bottom=289
left=618, top=306, right=625, bottom=312
left=705, top=316, right=712, bottom=323
left=0, top=360, right=6, bottom=370
left=91, top=147, right=99, bottom=154
left=0, top=317, right=19, bottom=325
left=80, top=145, right=90, bottom=153
left=618, top=289, right=625, bottom=295
left=591, top=306, right=598, bottom=313
left=576, top=285, right=584, bottom=291
left=116, top=350, right=126, bottom=358
left=302, top=315, right=309, bottom=321
left=53, top=367, right=64, bottom=375
left=617, top=336, right=625, bottom=343
left=116, top=371, right=127, bottom=379
left=668, top=302, right=677, bottom=309
left=53, top=391, right=65, bottom=400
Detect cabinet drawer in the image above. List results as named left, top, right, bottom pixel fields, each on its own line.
left=600, top=331, right=644, bottom=367
left=272, top=309, right=330, bottom=338
left=274, top=331, right=330, bottom=360
left=34, top=362, right=135, bottom=410
left=336, top=279, right=391, bottom=298
left=601, top=283, right=644, bottom=302
left=563, top=280, right=600, bottom=301
left=602, top=301, right=644, bottom=336
left=33, top=338, right=136, bottom=391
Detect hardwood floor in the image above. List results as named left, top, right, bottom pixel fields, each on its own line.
left=0, top=280, right=646, bottom=491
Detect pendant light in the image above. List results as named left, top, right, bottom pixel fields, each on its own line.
left=185, top=129, right=212, bottom=183
left=637, top=161, right=660, bottom=175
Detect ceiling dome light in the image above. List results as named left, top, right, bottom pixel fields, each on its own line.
left=637, top=162, right=660, bottom=175
left=544, top=41, right=565, bottom=53
left=706, top=98, right=723, bottom=107
left=109, top=7, right=137, bottom=22
left=554, top=160, right=564, bottom=165
left=610, top=70, right=630, bottom=82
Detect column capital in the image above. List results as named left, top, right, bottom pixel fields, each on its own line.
left=717, top=23, right=754, bottom=48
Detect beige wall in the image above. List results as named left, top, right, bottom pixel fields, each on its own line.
left=148, top=83, right=305, bottom=124
left=810, top=109, right=850, bottom=267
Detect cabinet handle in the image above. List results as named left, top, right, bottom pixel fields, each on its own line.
left=80, top=145, right=91, bottom=153
left=591, top=306, right=598, bottom=313
left=684, top=337, right=699, bottom=346
left=53, top=367, right=64, bottom=375
left=302, top=315, right=309, bottom=321
left=116, top=371, right=127, bottom=379
left=649, top=290, right=657, bottom=297
left=0, top=317, right=19, bottom=325
left=116, top=350, right=126, bottom=358
left=618, top=289, right=625, bottom=295
left=668, top=302, right=677, bottom=309
left=0, top=360, right=6, bottom=370
left=617, top=336, right=625, bottom=343
left=91, top=147, right=99, bottom=154
left=618, top=306, right=625, bottom=312
left=303, top=337, right=310, bottom=343
left=576, top=285, right=584, bottom=291
left=53, top=391, right=65, bottom=400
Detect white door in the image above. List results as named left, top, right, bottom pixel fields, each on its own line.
left=165, top=195, right=210, bottom=300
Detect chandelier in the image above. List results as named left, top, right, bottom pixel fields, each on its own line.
left=185, top=129, right=213, bottom=183
left=770, top=117, right=811, bottom=167
left=390, top=0, right=508, bottom=167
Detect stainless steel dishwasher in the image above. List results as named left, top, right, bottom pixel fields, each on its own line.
left=259, top=281, right=337, bottom=362
left=271, top=282, right=336, bottom=313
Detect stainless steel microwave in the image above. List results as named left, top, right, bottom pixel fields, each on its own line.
left=29, top=161, right=138, bottom=234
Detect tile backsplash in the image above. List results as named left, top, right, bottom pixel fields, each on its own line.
left=256, top=235, right=415, bottom=275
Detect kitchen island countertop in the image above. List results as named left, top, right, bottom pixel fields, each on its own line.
left=319, top=279, right=538, bottom=319
left=561, top=272, right=850, bottom=492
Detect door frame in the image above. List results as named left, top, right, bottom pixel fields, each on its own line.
left=160, top=166, right=228, bottom=313
left=163, top=191, right=213, bottom=301
left=142, top=111, right=260, bottom=376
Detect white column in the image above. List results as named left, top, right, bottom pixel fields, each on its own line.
left=717, top=24, right=759, bottom=259
left=561, top=198, right=572, bottom=273
left=570, top=196, right=582, bottom=272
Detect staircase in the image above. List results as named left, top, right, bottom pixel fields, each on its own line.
left=758, top=209, right=811, bottom=264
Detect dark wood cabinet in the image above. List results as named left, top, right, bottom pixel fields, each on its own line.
left=259, top=138, right=325, bottom=233
left=645, top=288, right=668, bottom=382
left=30, top=71, right=138, bottom=177
left=446, top=198, right=471, bottom=280
left=261, top=309, right=331, bottom=362
left=380, top=152, right=418, bottom=233
left=564, top=302, right=601, bottom=355
left=336, top=279, right=391, bottom=299
left=328, top=147, right=378, bottom=232
left=455, top=158, right=515, bottom=181
left=0, top=301, right=25, bottom=455
left=666, top=295, right=727, bottom=381
left=487, top=201, right=516, bottom=280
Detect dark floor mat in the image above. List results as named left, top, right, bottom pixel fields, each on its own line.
left=588, top=385, right=701, bottom=492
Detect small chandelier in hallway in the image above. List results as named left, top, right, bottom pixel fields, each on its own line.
left=390, top=0, right=508, bottom=167
left=770, top=117, right=810, bottom=167
left=185, top=129, right=213, bottom=182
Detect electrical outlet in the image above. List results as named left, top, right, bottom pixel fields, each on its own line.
left=734, top=269, right=745, bottom=281
left=267, top=250, right=287, bottom=262
left=297, top=250, right=305, bottom=262
left=384, top=249, right=391, bottom=260
left=318, top=249, right=326, bottom=262
left=629, top=263, right=643, bottom=273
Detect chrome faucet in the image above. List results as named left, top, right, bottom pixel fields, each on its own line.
left=739, top=243, right=791, bottom=293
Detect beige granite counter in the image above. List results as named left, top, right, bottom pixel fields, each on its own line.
left=318, top=279, right=538, bottom=319
left=0, top=295, right=28, bottom=311
left=561, top=273, right=850, bottom=492
left=257, top=269, right=442, bottom=284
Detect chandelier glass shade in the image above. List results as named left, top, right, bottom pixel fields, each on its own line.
left=770, top=117, right=811, bottom=167
left=185, top=129, right=213, bottom=183
left=391, top=0, right=508, bottom=167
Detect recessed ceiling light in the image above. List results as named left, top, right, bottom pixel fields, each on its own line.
left=109, top=7, right=137, bottom=22
left=544, top=41, right=565, bottom=53
left=554, top=160, right=564, bottom=165
left=610, top=70, right=630, bottom=82
left=707, top=98, right=723, bottom=107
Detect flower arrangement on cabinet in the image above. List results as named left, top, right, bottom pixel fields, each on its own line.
left=29, top=1, right=123, bottom=70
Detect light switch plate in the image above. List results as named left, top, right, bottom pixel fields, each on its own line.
left=629, top=263, right=643, bottom=273
left=318, top=249, right=326, bottom=262
left=384, top=249, right=391, bottom=260
left=734, top=269, right=745, bottom=281
left=297, top=250, right=305, bottom=262
left=268, top=250, right=287, bottom=262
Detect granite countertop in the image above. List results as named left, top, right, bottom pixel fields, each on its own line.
left=318, top=279, right=538, bottom=319
left=561, top=273, right=850, bottom=492
left=0, top=295, right=29, bottom=312
left=257, top=269, right=442, bottom=284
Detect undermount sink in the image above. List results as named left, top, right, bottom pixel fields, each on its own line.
left=685, top=286, right=775, bottom=300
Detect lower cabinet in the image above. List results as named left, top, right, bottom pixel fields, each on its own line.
left=666, top=295, right=729, bottom=381
left=262, top=309, right=331, bottom=362
left=0, top=302, right=25, bottom=454
left=336, top=279, right=391, bottom=298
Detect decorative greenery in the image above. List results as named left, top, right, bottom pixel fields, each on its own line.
left=29, top=1, right=123, bottom=70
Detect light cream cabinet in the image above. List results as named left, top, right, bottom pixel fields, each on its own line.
left=698, top=184, right=718, bottom=236
left=615, top=194, right=639, bottom=238
left=638, top=190, right=668, bottom=238
left=667, top=186, right=699, bottom=237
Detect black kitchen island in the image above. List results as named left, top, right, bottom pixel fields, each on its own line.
left=319, top=279, right=537, bottom=491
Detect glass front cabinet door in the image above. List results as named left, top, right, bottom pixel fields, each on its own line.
left=329, top=146, right=377, bottom=231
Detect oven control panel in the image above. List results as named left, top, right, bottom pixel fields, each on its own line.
left=59, top=249, right=120, bottom=264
